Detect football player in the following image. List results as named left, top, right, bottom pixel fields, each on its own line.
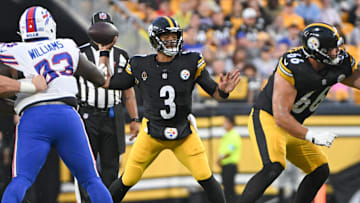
left=105, top=16, right=241, bottom=203
left=238, top=23, right=360, bottom=203
left=0, top=6, right=114, bottom=203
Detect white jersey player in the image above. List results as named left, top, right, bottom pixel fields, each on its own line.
left=0, top=39, right=80, bottom=114
left=0, top=6, right=114, bottom=203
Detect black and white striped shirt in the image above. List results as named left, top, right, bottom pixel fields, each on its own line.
left=77, top=43, right=129, bottom=109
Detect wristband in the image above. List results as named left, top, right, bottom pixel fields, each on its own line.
left=19, top=81, right=37, bottom=93
left=100, top=50, right=110, bottom=57
left=130, top=118, right=140, bottom=122
left=218, top=88, right=229, bottom=99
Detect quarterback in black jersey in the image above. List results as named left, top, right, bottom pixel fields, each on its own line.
left=105, top=16, right=241, bottom=203
left=239, top=23, right=360, bottom=203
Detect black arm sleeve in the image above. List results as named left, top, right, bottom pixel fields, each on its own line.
left=75, top=54, right=105, bottom=87
left=0, top=63, right=12, bottom=77
left=196, top=68, right=218, bottom=96
left=108, top=72, right=134, bottom=90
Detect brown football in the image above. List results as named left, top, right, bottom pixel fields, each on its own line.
left=87, top=22, right=119, bottom=45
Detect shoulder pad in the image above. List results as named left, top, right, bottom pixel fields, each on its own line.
left=281, top=49, right=306, bottom=71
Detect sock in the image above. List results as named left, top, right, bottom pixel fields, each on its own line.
left=295, top=164, right=329, bottom=203
left=238, top=162, right=283, bottom=203
left=198, top=175, right=226, bottom=203
left=109, top=176, right=131, bottom=203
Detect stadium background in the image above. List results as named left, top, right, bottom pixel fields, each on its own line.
left=0, top=0, right=360, bottom=202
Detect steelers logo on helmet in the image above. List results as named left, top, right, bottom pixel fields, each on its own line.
left=164, top=127, right=178, bottom=140
left=307, top=37, right=320, bottom=50
left=180, top=69, right=190, bottom=80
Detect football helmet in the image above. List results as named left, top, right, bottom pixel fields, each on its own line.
left=148, top=16, right=183, bottom=56
left=19, top=6, right=56, bottom=41
left=302, top=23, right=345, bottom=65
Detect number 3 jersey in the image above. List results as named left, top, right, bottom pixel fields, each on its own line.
left=0, top=39, right=80, bottom=114
left=254, top=48, right=356, bottom=124
left=109, top=52, right=218, bottom=140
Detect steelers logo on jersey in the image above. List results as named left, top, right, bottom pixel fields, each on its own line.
left=180, top=69, right=190, bottom=80
left=307, top=37, right=320, bottom=50
left=164, top=127, right=178, bottom=139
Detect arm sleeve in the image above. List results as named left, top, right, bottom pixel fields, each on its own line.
left=195, top=54, right=217, bottom=96
left=109, top=63, right=135, bottom=90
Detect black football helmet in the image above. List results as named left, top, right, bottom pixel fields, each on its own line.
left=148, top=16, right=183, bottom=56
left=302, top=23, right=345, bottom=65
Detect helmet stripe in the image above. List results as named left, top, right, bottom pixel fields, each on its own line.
left=26, top=7, right=37, bottom=33
left=306, top=23, right=339, bottom=40
left=163, top=16, right=174, bottom=28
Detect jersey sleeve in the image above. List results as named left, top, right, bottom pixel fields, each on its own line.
left=109, top=58, right=135, bottom=90
left=349, top=54, right=357, bottom=73
left=276, top=56, right=295, bottom=86
left=195, top=53, right=217, bottom=95
left=0, top=43, right=36, bottom=75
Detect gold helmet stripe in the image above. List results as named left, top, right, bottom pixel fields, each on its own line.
left=163, top=16, right=174, bottom=28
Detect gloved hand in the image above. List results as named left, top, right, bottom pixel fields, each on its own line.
left=187, top=113, right=198, bottom=132
left=305, top=130, right=337, bottom=148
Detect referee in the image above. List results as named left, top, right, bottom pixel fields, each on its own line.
left=75, top=11, right=139, bottom=203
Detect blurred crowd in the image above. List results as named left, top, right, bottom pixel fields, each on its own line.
left=124, top=0, right=360, bottom=104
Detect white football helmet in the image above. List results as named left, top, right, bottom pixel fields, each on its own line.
left=19, top=6, right=56, bottom=41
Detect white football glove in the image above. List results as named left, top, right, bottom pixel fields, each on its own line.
left=187, top=113, right=198, bottom=132
left=305, top=130, right=337, bottom=148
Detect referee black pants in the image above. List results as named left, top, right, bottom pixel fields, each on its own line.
left=221, top=163, right=237, bottom=203
left=78, top=105, right=120, bottom=202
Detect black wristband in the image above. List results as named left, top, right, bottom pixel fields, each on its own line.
left=100, top=50, right=110, bottom=57
left=218, top=88, right=229, bottom=99
left=130, top=118, right=140, bottom=122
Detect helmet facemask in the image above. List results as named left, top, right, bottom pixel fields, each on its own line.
left=148, top=17, right=183, bottom=57
left=153, top=29, right=183, bottom=57
left=302, top=23, right=346, bottom=66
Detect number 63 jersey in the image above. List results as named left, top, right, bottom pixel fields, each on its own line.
left=0, top=39, right=80, bottom=114
left=109, top=52, right=218, bottom=140
left=254, top=48, right=357, bottom=124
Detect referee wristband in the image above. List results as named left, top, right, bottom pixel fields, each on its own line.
left=218, top=88, right=229, bottom=99
left=130, top=118, right=140, bottom=122
left=19, top=81, right=37, bottom=93
left=100, top=50, right=110, bottom=57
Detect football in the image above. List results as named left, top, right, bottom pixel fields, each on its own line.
left=87, top=22, right=119, bottom=45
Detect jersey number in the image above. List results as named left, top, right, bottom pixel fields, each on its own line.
left=160, top=85, right=176, bottom=119
left=292, top=87, right=330, bottom=113
left=34, top=52, right=73, bottom=83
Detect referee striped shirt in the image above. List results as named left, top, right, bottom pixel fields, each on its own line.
left=77, top=43, right=129, bottom=109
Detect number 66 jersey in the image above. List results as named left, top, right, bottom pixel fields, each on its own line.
left=0, top=39, right=80, bottom=114
left=254, top=47, right=357, bottom=124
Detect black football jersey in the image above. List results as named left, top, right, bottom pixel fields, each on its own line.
left=109, top=51, right=217, bottom=139
left=254, top=48, right=356, bottom=123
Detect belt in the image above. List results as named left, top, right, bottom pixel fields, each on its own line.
left=20, top=101, right=67, bottom=115
left=80, top=104, right=111, bottom=113
left=30, top=101, right=66, bottom=107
